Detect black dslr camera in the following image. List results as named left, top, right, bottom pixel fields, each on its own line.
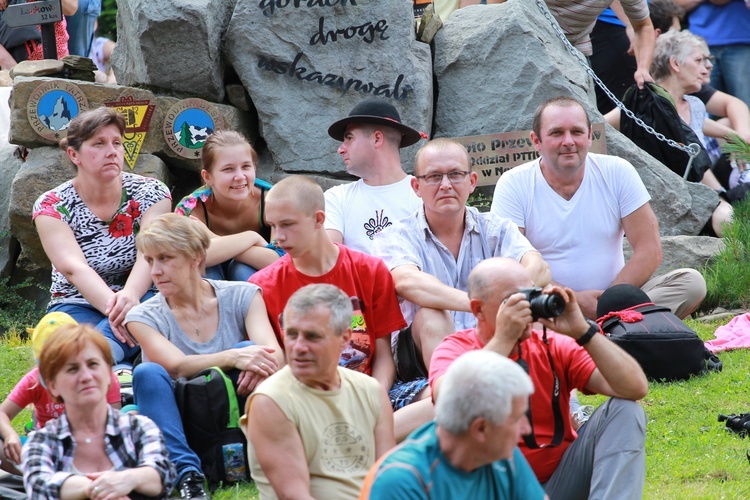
left=518, top=287, right=565, bottom=321
left=718, top=413, right=750, bottom=437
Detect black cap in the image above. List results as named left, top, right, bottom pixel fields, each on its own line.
left=328, top=99, right=424, bottom=148
left=596, top=284, right=652, bottom=320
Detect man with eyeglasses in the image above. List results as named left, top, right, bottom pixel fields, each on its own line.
left=428, top=257, right=648, bottom=499
left=372, top=138, right=550, bottom=384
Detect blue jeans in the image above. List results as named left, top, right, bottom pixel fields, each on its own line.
left=710, top=44, right=750, bottom=109
left=64, top=0, right=101, bottom=56
left=47, top=291, right=154, bottom=364
left=133, top=341, right=254, bottom=481
left=204, top=260, right=257, bottom=282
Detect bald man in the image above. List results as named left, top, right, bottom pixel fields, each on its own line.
left=429, top=257, right=648, bottom=499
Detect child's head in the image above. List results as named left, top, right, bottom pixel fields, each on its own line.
left=28, top=312, right=78, bottom=362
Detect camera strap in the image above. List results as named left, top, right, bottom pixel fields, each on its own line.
left=515, top=327, right=565, bottom=449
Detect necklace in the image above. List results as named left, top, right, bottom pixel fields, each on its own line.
left=84, top=437, right=92, bottom=444
left=178, top=288, right=207, bottom=337
left=75, top=180, right=122, bottom=221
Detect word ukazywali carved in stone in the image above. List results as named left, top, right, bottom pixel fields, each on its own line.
left=257, top=52, right=412, bottom=100
left=259, top=0, right=357, bottom=17
left=309, top=16, right=389, bottom=46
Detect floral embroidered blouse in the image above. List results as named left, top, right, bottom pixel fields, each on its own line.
left=32, top=173, right=171, bottom=306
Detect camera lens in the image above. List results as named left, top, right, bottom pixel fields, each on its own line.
left=530, top=293, right=565, bottom=319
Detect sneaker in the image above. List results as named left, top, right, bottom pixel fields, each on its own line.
left=572, top=404, right=595, bottom=429
left=177, top=471, right=210, bottom=499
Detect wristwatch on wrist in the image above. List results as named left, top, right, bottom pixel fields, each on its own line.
left=576, top=319, right=600, bottom=347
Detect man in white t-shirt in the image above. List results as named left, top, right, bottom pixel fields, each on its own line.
left=491, top=96, right=706, bottom=320
left=325, top=99, right=424, bottom=254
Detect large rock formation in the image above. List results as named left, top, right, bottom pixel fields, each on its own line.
left=111, top=0, right=238, bottom=102
left=224, top=0, right=433, bottom=176
left=2, top=0, right=723, bottom=287
left=431, top=1, right=714, bottom=235
left=0, top=142, right=23, bottom=275
left=624, top=236, right=724, bottom=277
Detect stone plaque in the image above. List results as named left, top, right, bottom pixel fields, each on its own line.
left=162, top=98, right=225, bottom=159
left=26, top=80, right=88, bottom=141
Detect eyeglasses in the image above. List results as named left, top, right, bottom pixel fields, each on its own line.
left=415, top=171, right=471, bottom=185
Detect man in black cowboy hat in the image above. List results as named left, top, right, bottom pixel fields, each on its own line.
left=325, top=98, right=424, bottom=255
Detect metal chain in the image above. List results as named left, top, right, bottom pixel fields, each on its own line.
left=534, top=0, right=701, bottom=169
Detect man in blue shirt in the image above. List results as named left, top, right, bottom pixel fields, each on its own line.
left=361, top=350, right=547, bottom=500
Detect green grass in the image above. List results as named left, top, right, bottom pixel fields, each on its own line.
left=2, top=318, right=748, bottom=499
left=580, top=318, right=750, bottom=499
left=211, top=482, right=258, bottom=499
left=700, top=197, right=750, bottom=312
left=0, top=331, right=35, bottom=435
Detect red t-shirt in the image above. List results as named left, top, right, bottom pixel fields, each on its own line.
left=429, top=328, right=597, bottom=483
left=249, top=243, right=406, bottom=376
left=7, top=367, right=121, bottom=428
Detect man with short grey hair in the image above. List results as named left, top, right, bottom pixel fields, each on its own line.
left=244, top=284, right=394, bottom=500
left=361, top=350, right=546, bottom=499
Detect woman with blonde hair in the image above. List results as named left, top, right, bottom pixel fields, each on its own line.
left=605, top=29, right=740, bottom=236
left=124, top=213, right=283, bottom=498
left=175, top=131, right=282, bottom=281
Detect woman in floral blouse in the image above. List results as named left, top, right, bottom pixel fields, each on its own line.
left=175, top=130, right=281, bottom=281
left=32, top=107, right=171, bottom=364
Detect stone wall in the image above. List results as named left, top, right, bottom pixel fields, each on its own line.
left=2, top=0, right=722, bottom=308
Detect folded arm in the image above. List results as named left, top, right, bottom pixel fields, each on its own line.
left=391, top=265, right=471, bottom=312
left=705, top=90, right=750, bottom=142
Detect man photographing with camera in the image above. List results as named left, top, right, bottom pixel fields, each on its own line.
left=430, top=257, right=648, bottom=500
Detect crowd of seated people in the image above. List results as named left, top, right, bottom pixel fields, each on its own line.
left=12, top=1, right=749, bottom=496
left=15, top=95, right=684, bottom=499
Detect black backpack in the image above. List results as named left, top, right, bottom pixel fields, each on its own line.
left=620, top=82, right=712, bottom=183
left=599, top=304, right=716, bottom=381
left=174, top=367, right=250, bottom=485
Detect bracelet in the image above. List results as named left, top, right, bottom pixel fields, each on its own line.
left=576, top=319, right=600, bottom=347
